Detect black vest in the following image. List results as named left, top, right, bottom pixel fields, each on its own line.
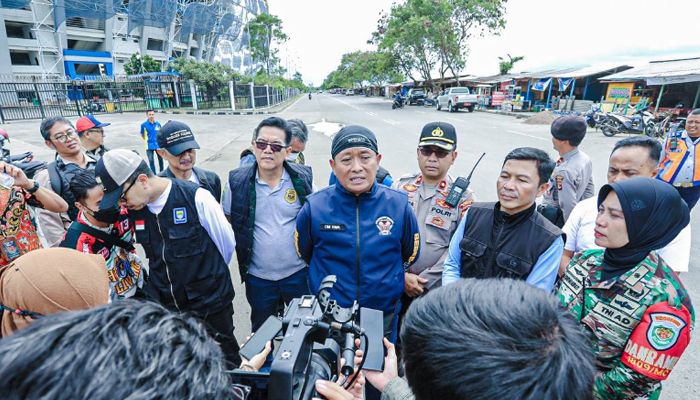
left=228, top=162, right=313, bottom=280
left=159, top=166, right=222, bottom=202
left=459, top=202, right=561, bottom=280
left=131, top=179, right=234, bottom=314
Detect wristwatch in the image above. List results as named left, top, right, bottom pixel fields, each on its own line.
left=26, top=180, right=40, bottom=194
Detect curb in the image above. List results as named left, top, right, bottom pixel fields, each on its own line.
left=475, top=109, right=532, bottom=119
left=155, top=95, right=302, bottom=117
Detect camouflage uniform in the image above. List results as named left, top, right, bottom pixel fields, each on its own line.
left=558, top=249, right=695, bottom=400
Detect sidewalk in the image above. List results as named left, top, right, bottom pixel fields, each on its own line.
left=475, top=108, right=536, bottom=119
left=156, top=95, right=302, bottom=116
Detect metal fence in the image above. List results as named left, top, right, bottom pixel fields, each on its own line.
left=0, top=75, right=299, bottom=123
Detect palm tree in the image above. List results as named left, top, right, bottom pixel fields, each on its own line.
left=498, top=54, right=525, bottom=75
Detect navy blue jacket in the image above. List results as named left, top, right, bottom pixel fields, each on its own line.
left=295, top=182, right=420, bottom=312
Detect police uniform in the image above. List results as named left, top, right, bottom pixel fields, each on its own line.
left=394, top=173, right=472, bottom=290
left=543, top=116, right=594, bottom=220
left=394, top=122, right=474, bottom=290
left=558, top=250, right=694, bottom=399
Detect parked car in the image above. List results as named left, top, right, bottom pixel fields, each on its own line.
left=406, top=88, right=426, bottom=105
left=345, top=89, right=355, bottom=96
left=436, top=87, right=478, bottom=112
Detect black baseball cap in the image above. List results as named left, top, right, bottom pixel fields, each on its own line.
left=157, top=120, right=200, bottom=156
left=551, top=115, right=587, bottom=143
left=419, top=122, right=457, bottom=151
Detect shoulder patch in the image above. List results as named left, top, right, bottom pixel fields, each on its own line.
left=621, top=301, right=691, bottom=381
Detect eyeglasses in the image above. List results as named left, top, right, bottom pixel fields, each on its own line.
left=51, top=129, right=78, bottom=143
left=254, top=140, right=287, bottom=153
left=418, top=146, right=450, bottom=158
left=120, top=179, right=137, bottom=202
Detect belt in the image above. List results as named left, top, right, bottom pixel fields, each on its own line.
left=673, top=182, right=695, bottom=188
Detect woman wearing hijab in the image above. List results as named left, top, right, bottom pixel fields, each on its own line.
left=0, top=247, right=109, bottom=337
left=558, top=177, right=694, bottom=399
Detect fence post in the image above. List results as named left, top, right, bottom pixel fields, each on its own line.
left=173, top=81, right=181, bottom=108
left=265, top=84, right=270, bottom=107
left=189, top=80, right=198, bottom=110
left=31, top=77, right=46, bottom=119
left=229, top=81, right=236, bottom=111
left=250, top=82, right=255, bottom=110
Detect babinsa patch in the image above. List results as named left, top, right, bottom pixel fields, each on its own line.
left=375, top=216, right=394, bottom=236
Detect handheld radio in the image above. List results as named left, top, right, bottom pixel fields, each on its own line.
left=445, top=152, right=485, bottom=207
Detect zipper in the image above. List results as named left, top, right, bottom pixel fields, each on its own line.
left=487, top=217, right=505, bottom=271
left=156, top=214, right=180, bottom=311
left=355, top=197, right=361, bottom=305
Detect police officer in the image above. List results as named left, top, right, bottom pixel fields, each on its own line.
left=95, top=149, right=240, bottom=367
left=156, top=120, right=222, bottom=202
left=393, top=122, right=474, bottom=297
left=541, top=115, right=594, bottom=225
left=657, top=108, right=700, bottom=210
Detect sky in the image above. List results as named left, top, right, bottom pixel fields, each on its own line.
left=269, top=0, right=700, bottom=85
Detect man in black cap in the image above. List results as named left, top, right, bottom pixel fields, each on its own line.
left=295, top=125, right=420, bottom=340
left=393, top=122, right=474, bottom=309
left=156, top=120, right=222, bottom=202
left=541, top=115, right=595, bottom=225
left=94, top=149, right=240, bottom=368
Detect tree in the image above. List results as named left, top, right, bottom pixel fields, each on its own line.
left=246, top=13, right=288, bottom=76
left=123, top=53, right=161, bottom=75
left=321, top=51, right=403, bottom=90
left=170, top=58, right=239, bottom=100
left=371, top=0, right=507, bottom=89
left=498, top=54, right=525, bottom=75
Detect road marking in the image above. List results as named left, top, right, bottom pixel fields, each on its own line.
left=383, top=119, right=400, bottom=126
left=367, top=111, right=377, bottom=116
left=331, top=96, right=362, bottom=111
left=507, top=130, right=548, bottom=141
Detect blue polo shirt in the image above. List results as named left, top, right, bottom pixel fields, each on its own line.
left=140, top=120, right=161, bottom=150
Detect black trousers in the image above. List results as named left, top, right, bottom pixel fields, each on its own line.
left=200, top=303, right=241, bottom=369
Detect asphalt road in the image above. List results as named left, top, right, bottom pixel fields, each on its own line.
left=4, top=93, right=698, bottom=398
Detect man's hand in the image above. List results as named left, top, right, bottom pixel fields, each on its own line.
left=239, top=337, right=272, bottom=371
left=356, top=337, right=398, bottom=393
left=313, top=380, right=355, bottom=400
left=404, top=272, right=428, bottom=297
left=0, top=162, right=31, bottom=190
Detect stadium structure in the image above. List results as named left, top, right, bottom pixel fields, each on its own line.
left=0, top=0, right=267, bottom=79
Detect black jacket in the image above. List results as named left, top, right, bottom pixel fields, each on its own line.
left=159, top=166, right=222, bottom=202
left=228, top=161, right=313, bottom=281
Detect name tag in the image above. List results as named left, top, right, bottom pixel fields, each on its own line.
left=320, top=224, right=346, bottom=232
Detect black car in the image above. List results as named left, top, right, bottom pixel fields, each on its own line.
left=407, top=89, right=426, bottom=105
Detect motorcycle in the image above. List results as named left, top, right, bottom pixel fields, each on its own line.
left=392, top=96, right=404, bottom=109
left=584, top=103, right=603, bottom=129
left=0, top=129, right=46, bottom=179
left=308, top=93, right=312, bottom=100
left=600, top=107, right=655, bottom=137
left=82, top=100, right=105, bottom=114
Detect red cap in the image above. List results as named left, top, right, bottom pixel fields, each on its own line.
left=75, top=115, right=110, bottom=134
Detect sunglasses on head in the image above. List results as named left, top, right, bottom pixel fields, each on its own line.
left=418, top=146, right=451, bottom=158
left=254, top=140, right=287, bottom=153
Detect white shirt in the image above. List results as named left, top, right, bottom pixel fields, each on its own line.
left=563, top=197, right=691, bottom=272
left=148, top=181, right=235, bottom=264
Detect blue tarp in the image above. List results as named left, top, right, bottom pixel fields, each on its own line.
left=128, top=0, right=177, bottom=32
left=532, top=78, right=552, bottom=91
left=557, top=78, right=574, bottom=92
left=0, top=0, right=31, bottom=9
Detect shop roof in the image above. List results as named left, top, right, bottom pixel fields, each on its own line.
left=599, top=57, right=700, bottom=85
left=549, top=64, right=632, bottom=78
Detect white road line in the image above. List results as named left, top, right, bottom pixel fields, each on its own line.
left=367, top=111, right=377, bottom=116
left=507, top=130, right=549, bottom=141
left=383, top=119, right=400, bottom=126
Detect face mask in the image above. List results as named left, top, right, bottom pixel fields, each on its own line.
left=287, top=152, right=300, bottom=162
left=89, top=206, right=121, bottom=224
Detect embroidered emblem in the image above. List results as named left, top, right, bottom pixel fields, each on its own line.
left=375, top=216, right=394, bottom=236
left=173, top=207, right=187, bottom=224
left=285, top=188, right=298, bottom=204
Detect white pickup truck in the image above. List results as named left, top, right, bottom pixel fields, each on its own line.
left=436, top=87, right=479, bottom=113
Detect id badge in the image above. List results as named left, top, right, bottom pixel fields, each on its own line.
left=1, top=237, right=23, bottom=263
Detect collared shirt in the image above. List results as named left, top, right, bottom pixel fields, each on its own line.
left=543, top=148, right=595, bottom=220
left=140, top=120, right=161, bottom=150
left=223, top=170, right=307, bottom=281
left=657, top=130, right=700, bottom=186
left=442, top=210, right=564, bottom=291
left=149, top=180, right=235, bottom=264
left=34, top=153, right=96, bottom=247
left=393, top=173, right=474, bottom=290
left=563, top=197, right=691, bottom=272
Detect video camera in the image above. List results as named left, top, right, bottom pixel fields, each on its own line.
left=231, top=275, right=385, bottom=400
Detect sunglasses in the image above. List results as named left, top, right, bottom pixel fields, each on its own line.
left=418, top=146, right=451, bottom=159
left=254, top=140, right=287, bottom=153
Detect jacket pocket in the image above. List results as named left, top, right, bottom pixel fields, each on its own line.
left=459, top=238, right=487, bottom=258
left=168, top=226, right=205, bottom=258
left=495, top=253, right=532, bottom=279
left=184, top=275, right=216, bottom=306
